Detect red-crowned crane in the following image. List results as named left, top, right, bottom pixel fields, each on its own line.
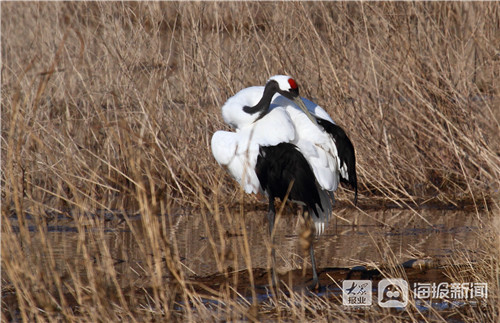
left=211, top=75, right=357, bottom=289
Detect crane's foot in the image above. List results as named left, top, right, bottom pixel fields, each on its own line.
left=308, top=278, right=321, bottom=292
left=307, top=264, right=323, bottom=292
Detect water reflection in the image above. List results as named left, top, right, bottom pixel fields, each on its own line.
left=172, top=208, right=485, bottom=277
left=9, top=208, right=488, bottom=278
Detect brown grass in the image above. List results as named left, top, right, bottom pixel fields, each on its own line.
left=1, top=2, right=499, bottom=322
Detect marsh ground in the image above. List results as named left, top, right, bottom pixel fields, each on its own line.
left=2, top=2, right=499, bottom=322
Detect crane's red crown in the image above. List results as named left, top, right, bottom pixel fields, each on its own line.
left=288, top=78, right=298, bottom=90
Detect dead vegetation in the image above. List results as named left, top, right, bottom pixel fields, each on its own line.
left=1, top=2, right=499, bottom=322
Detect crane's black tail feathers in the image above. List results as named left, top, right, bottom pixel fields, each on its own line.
left=316, top=118, right=358, bottom=205
left=351, top=174, right=358, bottom=206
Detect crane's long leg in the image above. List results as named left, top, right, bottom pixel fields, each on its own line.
left=309, top=242, right=319, bottom=290
left=305, top=208, right=320, bottom=290
left=267, top=196, right=278, bottom=287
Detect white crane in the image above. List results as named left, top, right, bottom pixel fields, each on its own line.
left=211, top=75, right=357, bottom=289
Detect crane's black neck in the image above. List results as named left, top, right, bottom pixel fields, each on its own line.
left=243, top=81, right=280, bottom=119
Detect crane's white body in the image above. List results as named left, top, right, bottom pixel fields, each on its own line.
left=211, top=85, right=343, bottom=208
left=212, top=76, right=357, bottom=286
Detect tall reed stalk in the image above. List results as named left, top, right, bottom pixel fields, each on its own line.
left=2, top=2, right=499, bottom=321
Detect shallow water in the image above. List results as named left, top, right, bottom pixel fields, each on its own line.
left=6, top=207, right=492, bottom=319
left=169, top=207, right=487, bottom=277
left=10, top=208, right=486, bottom=275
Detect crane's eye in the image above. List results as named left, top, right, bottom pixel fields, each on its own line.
left=289, top=87, right=299, bottom=97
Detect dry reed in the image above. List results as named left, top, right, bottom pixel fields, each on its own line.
left=1, top=2, right=499, bottom=322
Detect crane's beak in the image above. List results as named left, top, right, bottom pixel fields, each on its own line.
left=293, top=97, right=318, bottom=125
